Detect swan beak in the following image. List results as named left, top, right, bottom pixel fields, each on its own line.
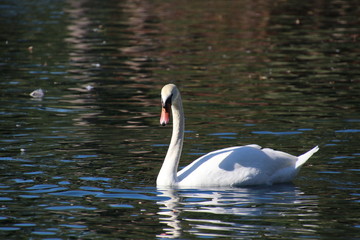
left=160, top=103, right=171, bottom=126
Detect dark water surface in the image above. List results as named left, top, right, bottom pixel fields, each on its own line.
left=1, top=0, right=359, bottom=239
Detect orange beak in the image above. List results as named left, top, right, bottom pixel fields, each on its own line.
left=160, top=103, right=171, bottom=126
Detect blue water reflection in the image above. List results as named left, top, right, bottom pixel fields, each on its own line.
left=0, top=0, right=359, bottom=239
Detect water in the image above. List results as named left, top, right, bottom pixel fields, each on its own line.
left=0, top=0, right=359, bottom=239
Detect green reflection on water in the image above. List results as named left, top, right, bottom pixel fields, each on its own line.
left=0, top=0, right=359, bottom=239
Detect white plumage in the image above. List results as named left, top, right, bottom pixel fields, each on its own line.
left=157, top=84, right=319, bottom=187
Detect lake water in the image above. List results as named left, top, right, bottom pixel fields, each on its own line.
left=0, top=0, right=359, bottom=239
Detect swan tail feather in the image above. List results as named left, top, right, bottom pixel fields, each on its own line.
left=295, top=146, right=319, bottom=169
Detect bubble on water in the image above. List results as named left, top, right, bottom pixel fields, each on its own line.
left=85, top=85, right=94, bottom=91
left=29, top=88, right=44, bottom=98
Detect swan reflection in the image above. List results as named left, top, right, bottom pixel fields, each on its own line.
left=156, top=185, right=318, bottom=238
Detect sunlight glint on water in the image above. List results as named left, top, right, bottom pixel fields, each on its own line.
left=0, top=0, right=359, bottom=239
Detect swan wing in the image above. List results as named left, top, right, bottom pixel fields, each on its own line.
left=176, top=145, right=305, bottom=187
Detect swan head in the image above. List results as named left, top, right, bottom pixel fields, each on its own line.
left=160, top=84, right=180, bottom=126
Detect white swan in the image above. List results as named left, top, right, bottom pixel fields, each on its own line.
left=157, top=84, right=319, bottom=187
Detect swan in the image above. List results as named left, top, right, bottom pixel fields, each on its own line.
left=157, top=84, right=319, bottom=187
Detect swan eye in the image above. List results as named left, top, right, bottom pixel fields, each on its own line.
left=162, top=94, right=173, bottom=108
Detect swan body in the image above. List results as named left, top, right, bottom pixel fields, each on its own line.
left=157, top=84, right=319, bottom=187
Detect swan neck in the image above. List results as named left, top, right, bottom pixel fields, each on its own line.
left=157, top=97, right=184, bottom=186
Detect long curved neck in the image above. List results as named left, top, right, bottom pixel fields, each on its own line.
left=157, top=97, right=184, bottom=186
